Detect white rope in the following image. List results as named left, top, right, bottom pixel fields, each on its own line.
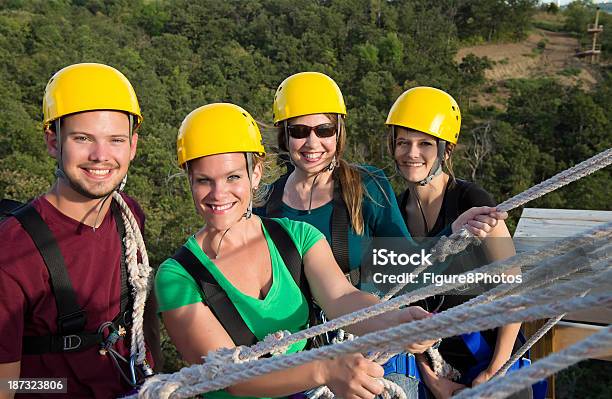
left=239, top=223, right=611, bottom=362
left=308, top=239, right=609, bottom=396
left=452, top=325, right=612, bottom=399
left=134, top=229, right=610, bottom=398
left=132, top=150, right=612, bottom=397
left=112, top=192, right=153, bottom=366
left=430, top=147, right=612, bottom=263
left=134, top=259, right=612, bottom=399
left=134, top=291, right=611, bottom=399
left=308, top=379, right=407, bottom=399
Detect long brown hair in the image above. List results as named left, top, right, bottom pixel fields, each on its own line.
left=277, top=114, right=365, bottom=234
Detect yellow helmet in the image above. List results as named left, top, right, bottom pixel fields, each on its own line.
left=386, top=87, right=461, bottom=144
left=43, top=63, right=143, bottom=130
left=273, top=72, right=346, bottom=123
left=177, top=103, right=265, bottom=167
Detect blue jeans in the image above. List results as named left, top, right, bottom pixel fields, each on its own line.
left=381, top=373, right=420, bottom=399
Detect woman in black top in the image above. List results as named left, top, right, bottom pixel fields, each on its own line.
left=386, top=87, right=524, bottom=399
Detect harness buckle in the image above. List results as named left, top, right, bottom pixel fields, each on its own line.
left=57, top=310, right=87, bottom=334
left=63, top=334, right=82, bottom=351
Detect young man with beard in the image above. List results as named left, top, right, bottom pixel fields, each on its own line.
left=0, top=63, right=160, bottom=398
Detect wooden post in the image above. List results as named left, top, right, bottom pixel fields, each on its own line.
left=523, top=320, right=555, bottom=398
left=513, top=208, right=612, bottom=399
left=588, top=7, right=603, bottom=64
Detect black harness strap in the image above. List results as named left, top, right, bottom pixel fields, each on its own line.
left=266, top=174, right=355, bottom=283
left=443, top=179, right=462, bottom=227
left=261, top=218, right=312, bottom=310
left=264, top=175, right=288, bottom=219
left=330, top=176, right=351, bottom=275
left=172, top=218, right=311, bottom=347
left=111, top=202, right=132, bottom=327
left=172, top=246, right=258, bottom=346
left=0, top=198, right=25, bottom=217
left=3, top=199, right=132, bottom=353
left=12, top=203, right=88, bottom=335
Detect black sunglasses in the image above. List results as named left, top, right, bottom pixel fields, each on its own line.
left=287, top=123, right=337, bottom=139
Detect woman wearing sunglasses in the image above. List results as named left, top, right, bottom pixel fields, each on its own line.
left=387, top=87, right=526, bottom=399
left=155, top=103, right=437, bottom=399
left=259, top=72, right=509, bottom=399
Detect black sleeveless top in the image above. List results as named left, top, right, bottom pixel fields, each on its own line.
left=398, top=179, right=518, bottom=373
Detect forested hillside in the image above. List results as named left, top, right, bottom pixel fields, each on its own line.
left=1, top=0, right=611, bottom=383
left=1, top=0, right=610, bottom=269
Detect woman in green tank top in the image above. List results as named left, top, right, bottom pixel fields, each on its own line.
left=156, top=103, right=437, bottom=399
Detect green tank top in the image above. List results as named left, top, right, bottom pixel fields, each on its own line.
left=156, top=218, right=324, bottom=399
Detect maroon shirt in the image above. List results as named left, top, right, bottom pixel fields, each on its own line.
left=0, top=194, right=152, bottom=398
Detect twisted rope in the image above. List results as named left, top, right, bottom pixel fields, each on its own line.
left=308, top=379, right=407, bottom=399
left=135, top=292, right=611, bottom=399
left=499, top=314, right=564, bottom=377
left=380, top=148, right=612, bottom=381
left=243, top=224, right=611, bottom=361
left=135, top=259, right=611, bottom=399
left=429, top=148, right=612, bottom=263
left=496, top=148, right=612, bottom=212
left=136, top=227, right=610, bottom=398
left=133, top=150, right=612, bottom=397
left=112, top=192, right=153, bottom=366
left=453, top=325, right=612, bottom=399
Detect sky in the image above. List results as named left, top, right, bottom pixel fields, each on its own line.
left=556, top=0, right=608, bottom=5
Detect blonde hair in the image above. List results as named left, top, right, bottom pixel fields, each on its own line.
left=277, top=114, right=365, bottom=234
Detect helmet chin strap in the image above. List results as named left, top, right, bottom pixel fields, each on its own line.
left=417, top=139, right=446, bottom=187
left=391, top=126, right=447, bottom=186
left=244, top=152, right=254, bottom=219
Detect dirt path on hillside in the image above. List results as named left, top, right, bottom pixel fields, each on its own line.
left=456, top=29, right=598, bottom=87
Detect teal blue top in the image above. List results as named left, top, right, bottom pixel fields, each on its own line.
left=256, top=165, right=412, bottom=271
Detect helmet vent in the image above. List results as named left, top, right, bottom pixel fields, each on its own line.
left=242, top=112, right=247, bottom=117
left=452, top=106, right=456, bottom=111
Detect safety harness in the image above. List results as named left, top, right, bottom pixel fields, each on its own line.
left=0, top=198, right=150, bottom=387
left=265, top=173, right=361, bottom=287
left=171, top=217, right=317, bottom=347
left=460, top=331, right=547, bottom=398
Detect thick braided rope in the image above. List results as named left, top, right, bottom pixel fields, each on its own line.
left=135, top=293, right=612, bottom=399
left=497, top=147, right=612, bottom=211
left=452, top=325, right=612, bottom=399
left=380, top=379, right=408, bottom=399
left=248, top=230, right=611, bottom=397
left=237, top=224, right=611, bottom=361
left=358, top=263, right=612, bottom=378
left=112, top=192, right=152, bottom=365
left=429, top=245, right=609, bottom=380
left=464, top=245, right=610, bottom=310
left=134, top=227, right=610, bottom=397
left=136, top=265, right=612, bottom=397
left=308, top=379, right=407, bottom=399
left=383, top=235, right=609, bottom=380
left=428, top=148, right=612, bottom=264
